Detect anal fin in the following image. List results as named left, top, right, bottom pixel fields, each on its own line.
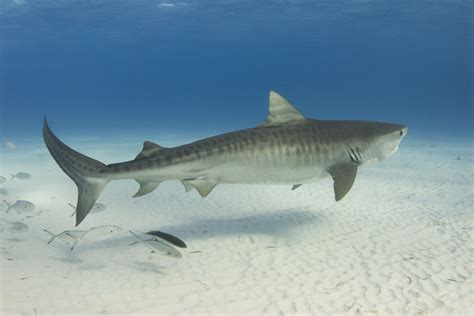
left=292, top=184, right=302, bottom=191
left=327, top=163, right=358, bottom=201
left=133, top=179, right=161, bottom=198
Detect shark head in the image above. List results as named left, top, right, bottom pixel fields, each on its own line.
left=362, top=122, right=408, bottom=163
left=261, top=91, right=408, bottom=167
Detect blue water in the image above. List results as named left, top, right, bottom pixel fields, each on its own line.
left=0, top=0, right=472, bottom=140
left=0, top=3, right=473, bottom=313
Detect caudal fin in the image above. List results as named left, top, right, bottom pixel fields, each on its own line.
left=43, top=229, right=57, bottom=244
left=42, top=117, right=110, bottom=226
left=3, top=200, right=12, bottom=213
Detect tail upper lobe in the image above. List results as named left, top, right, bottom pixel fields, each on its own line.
left=42, top=118, right=110, bottom=226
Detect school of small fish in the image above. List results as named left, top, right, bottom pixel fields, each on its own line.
left=0, top=168, right=186, bottom=259
left=0, top=171, right=33, bottom=235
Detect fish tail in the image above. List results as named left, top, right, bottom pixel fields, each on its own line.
left=128, top=230, right=143, bottom=241
left=70, top=239, right=79, bottom=251
left=3, top=200, right=12, bottom=213
left=43, top=229, right=57, bottom=244
left=43, top=117, right=111, bottom=226
left=68, top=203, right=77, bottom=217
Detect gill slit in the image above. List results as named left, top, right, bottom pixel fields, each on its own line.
left=348, top=146, right=362, bottom=163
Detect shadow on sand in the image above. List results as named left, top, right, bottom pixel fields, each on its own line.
left=48, top=208, right=326, bottom=272
left=70, top=208, right=326, bottom=252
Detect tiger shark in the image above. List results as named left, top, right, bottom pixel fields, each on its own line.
left=43, top=91, right=407, bottom=226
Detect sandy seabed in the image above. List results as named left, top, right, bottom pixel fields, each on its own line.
left=0, top=135, right=472, bottom=316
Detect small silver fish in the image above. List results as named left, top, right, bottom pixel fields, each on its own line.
left=0, top=176, right=7, bottom=184
left=44, top=225, right=122, bottom=250
left=10, top=172, right=32, bottom=180
left=83, top=225, right=122, bottom=240
left=69, top=202, right=107, bottom=217
left=0, top=219, right=29, bottom=233
left=44, top=229, right=88, bottom=250
left=7, top=221, right=29, bottom=233
left=3, top=200, right=35, bottom=214
left=129, top=230, right=182, bottom=258
left=0, top=189, right=8, bottom=196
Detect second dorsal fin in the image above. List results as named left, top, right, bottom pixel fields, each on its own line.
left=135, top=141, right=165, bottom=159
left=260, top=91, right=307, bottom=127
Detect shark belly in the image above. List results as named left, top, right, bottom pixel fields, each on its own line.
left=203, top=153, right=327, bottom=184
left=208, top=163, right=326, bottom=184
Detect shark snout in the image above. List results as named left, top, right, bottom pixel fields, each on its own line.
left=401, top=126, right=408, bottom=137
left=392, top=126, right=408, bottom=155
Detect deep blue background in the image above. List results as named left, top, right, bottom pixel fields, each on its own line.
left=0, top=0, right=472, bottom=139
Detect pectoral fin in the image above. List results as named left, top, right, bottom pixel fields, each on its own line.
left=327, top=163, right=358, bottom=201
left=182, top=178, right=218, bottom=197
left=133, top=180, right=162, bottom=198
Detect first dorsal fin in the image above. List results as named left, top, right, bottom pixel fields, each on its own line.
left=260, top=91, right=307, bottom=127
left=135, top=141, right=165, bottom=160
left=143, top=141, right=161, bottom=151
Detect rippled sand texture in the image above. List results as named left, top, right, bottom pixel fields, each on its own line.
left=0, top=137, right=472, bottom=315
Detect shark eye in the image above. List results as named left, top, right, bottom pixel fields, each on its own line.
left=399, top=130, right=403, bottom=136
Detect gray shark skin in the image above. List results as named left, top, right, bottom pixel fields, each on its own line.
left=43, top=91, right=407, bottom=226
